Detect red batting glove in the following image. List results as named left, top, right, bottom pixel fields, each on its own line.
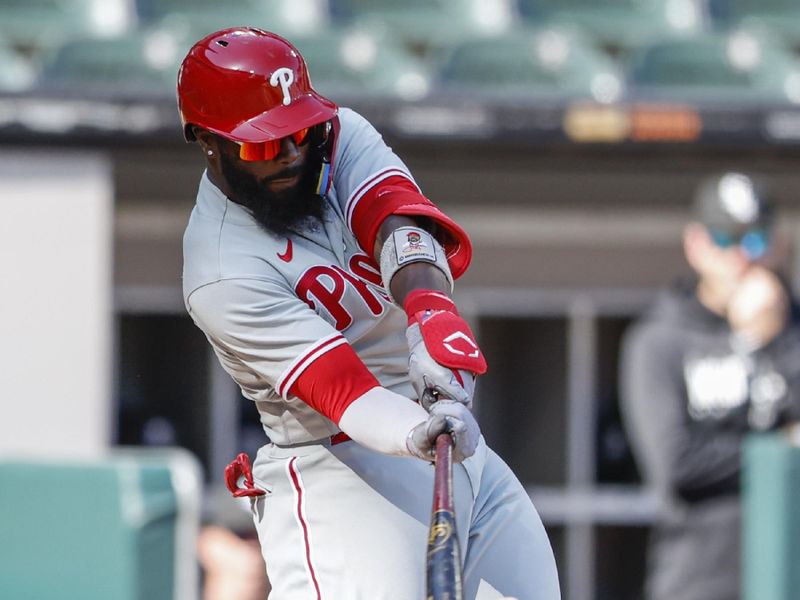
left=224, top=453, right=266, bottom=498
left=403, top=290, right=487, bottom=409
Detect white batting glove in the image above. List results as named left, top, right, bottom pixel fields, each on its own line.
left=404, top=290, right=487, bottom=409
left=406, top=400, right=480, bottom=463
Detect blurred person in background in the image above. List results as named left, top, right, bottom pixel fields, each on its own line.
left=198, top=488, right=270, bottom=600
left=620, top=171, right=800, bottom=600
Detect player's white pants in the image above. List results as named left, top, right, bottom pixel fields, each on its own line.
left=250, top=436, right=561, bottom=600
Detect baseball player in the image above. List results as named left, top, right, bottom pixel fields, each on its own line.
left=178, top=28, right=559, bottom=600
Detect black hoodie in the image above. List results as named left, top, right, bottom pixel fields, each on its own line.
left=620, top=279, right=800, bottom=600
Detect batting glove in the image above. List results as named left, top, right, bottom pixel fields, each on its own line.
left=224, top=453, right=266, bottom=498
left=404, top=289, right=487, bottom=409
left=406, top=400, right=480, bottom=463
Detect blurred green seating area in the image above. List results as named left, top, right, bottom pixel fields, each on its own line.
left=626, top=30, right=800, bottom=104
left=0, top=0, right=132, bottom=55
left=2, top=0, right=800, bottom=107
left=135, top=0, right=329, bottom=39
left=708, top=0, right=800, bottom=49
left=437, top=28, right=624, bottom=104
left=517, top=0, right=705, bottom=53
left=292, top=29, right=431, bottom=100
left=36, top=30, right=185, bottom=96
left=329, top=0, right=517, bottom=57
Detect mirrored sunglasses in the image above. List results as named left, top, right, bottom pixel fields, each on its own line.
left=708, top=227, right=770, bottom=259
left=237, top=127, right=310, bottom=162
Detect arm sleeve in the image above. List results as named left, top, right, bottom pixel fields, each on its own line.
left=338, top=387, right=429, bottom=456
left=332, top=109, right=472, bottom=278
left=186, top=277, right=379, bottom=423
left=620, top=322, right=743, bottom=502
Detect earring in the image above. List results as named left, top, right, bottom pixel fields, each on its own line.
left=207, top=149, right=214, bottom=156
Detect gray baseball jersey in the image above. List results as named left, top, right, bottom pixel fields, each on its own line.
left=184, top=108, right=417, bottom=446
left=183, top=107, right=560, bottom=599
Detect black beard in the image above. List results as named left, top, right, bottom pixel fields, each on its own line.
left=219, top=152, right=325, bottom=237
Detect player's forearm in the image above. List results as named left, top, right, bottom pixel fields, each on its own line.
left=338, top=387, right=429, bottom=456
left=389, top=262, right=450, bottom=306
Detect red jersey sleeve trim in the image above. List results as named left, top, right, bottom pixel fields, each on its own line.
left=275, top=333, right=348, bottom=398
left=347, top=174, right=473, bottom=279
left=345, top=167, right=419, bottom=229
left=287, top=343, right=380, bottom=424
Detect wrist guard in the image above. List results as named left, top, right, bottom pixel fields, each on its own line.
left=379, top=226, right=453, bottom=304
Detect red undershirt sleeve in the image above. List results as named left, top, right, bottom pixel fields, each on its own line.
left=288, top=342, right=380, bottom=424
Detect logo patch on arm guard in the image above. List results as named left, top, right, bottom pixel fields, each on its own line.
left=393, top=227, right=437, bottom=266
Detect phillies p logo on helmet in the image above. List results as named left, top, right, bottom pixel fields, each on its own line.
left=270, top=67, right=294, bottom=106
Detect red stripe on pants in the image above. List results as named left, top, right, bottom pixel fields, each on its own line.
left=288, top=457, right=323, bottom=600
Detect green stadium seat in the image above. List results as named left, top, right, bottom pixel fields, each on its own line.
left=0, top=38, right=38, bottom=92
left=517, top=0, right=706, bottom=53
left=437, top=28, right=624, bottom=103
left=0, top=0, right=133, bottom=56
left=37, top=30, right=185, bottom=95
left=710, top=0, right=800, bottom=49
left=626, top=31, right=800, bottom=104
left=329, top=0, right=516, bottom=57
left=291, top=28, right=432, bottom=101
left=136, top=0, right=329, bottom=40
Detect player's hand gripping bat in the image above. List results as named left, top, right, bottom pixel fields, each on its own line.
left=426, top=431, right=463, bottom=600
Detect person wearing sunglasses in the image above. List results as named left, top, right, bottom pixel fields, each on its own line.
left=620, top=172, right=800, bottom=600
left=177, top=28, right=559, bottom=600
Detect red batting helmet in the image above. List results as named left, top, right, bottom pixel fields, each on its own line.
left=177, top=27, right=338, bottom=143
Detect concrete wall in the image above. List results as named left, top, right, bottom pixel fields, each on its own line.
left=0, top=152, right=113, bottom=459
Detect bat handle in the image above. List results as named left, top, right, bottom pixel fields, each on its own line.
left=433, top=433, right=453, bottom=511
left=427, top=432, right=463, bottom=600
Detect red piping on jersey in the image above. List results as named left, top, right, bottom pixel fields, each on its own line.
left=288, top=458, right=323, bottom=600
left=345, top=167, right=418, bottom=227
left=276, top=334, right=347, bottom=398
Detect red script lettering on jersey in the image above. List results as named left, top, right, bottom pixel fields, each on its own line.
left=296, top=254, right=389, bottom=330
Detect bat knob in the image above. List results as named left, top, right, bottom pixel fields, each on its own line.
left=421, top=388, right=439, bottom=410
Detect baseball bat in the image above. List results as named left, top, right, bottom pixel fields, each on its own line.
left=426, top=432, right=463, bottom=600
